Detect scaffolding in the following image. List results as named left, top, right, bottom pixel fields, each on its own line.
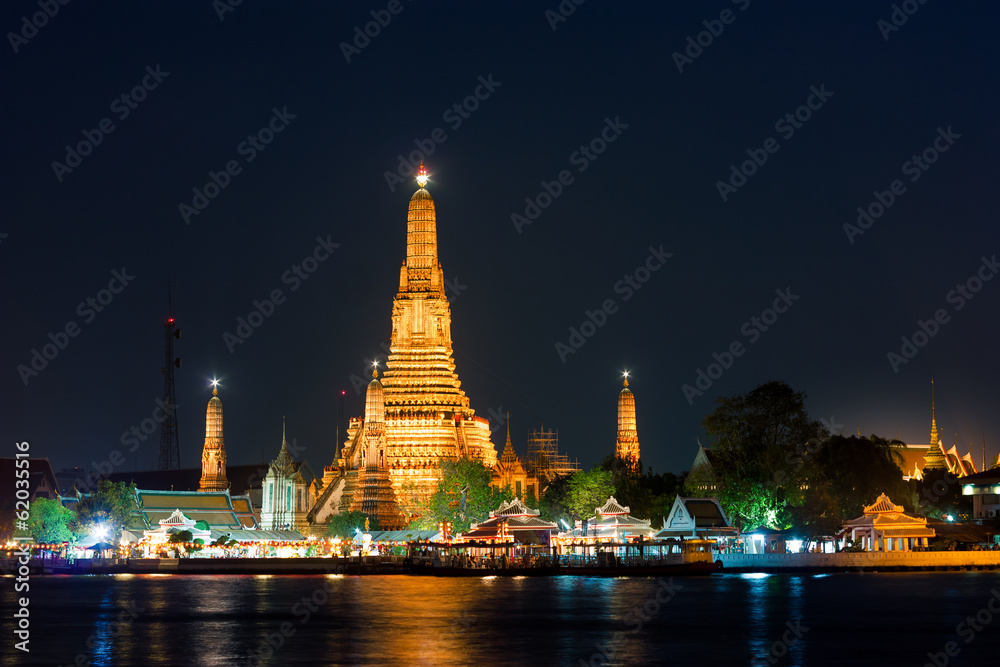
left=527, top=425, right=580, bottom=480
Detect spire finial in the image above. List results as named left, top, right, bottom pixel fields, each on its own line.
left=622, top=370, right=629, bottom=388
left=282, top=416, right=286, bottom=445
left=416, top=162, right=428, bottom=188
left=506, top=412, right=511, bottom=447
left=372, top=360, right=379, bottom=379
left=211, top=378, right=219, bottom=396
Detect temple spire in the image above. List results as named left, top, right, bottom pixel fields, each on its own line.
left=616, top=371, right=640, bottom=468
left=199, top=379, right=229, bottom=491
left=400, top=163, right=442, bottom=294
left=923, top=378, right=947, bottom=470
left=930, top=378, right=939, bottom=445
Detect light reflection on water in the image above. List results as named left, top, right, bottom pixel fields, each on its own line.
left=2, top=572, right=1000, bottom=666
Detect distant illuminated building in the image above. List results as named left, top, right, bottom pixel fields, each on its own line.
left=615, top=372, right=640, bottom=467
left=900, top=379, right=979, bottom=480
left=492, top=417, right=538, bottom=501
left=198, top=381, right=229, bottom=492
left=315, top=166, right=498, bottom=524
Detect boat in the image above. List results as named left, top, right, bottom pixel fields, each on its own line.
left=406, top=538, right=722, bottom=577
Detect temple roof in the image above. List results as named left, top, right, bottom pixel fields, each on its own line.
left=490, top=497, right=539, bottom=519
left=596, top=496, right=629, bottom=516
left=864, top=493, right=903, bottom=515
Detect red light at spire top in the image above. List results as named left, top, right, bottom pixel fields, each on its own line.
left=416, top=162, right=428, bottom=187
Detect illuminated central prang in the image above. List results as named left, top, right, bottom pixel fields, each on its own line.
left=338, top=167, right=498, bottom=521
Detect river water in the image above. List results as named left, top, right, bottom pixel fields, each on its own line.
left=3, top=572, right=999, bottom=666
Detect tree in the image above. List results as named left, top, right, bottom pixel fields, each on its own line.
left=701, top=381, right=826, bottom=529
left=566, top=468, right=616, bottom=519
left=538, top=474, right=573, bottom=525
left=326, top=511, right=377, bottom=539
left=415, top=458, right=512, bottom=533
left=72, top=480, right=137, bottom=542
left=27, top=497, right=77, bottom=545
left=808, top=435, right=914, bottom=521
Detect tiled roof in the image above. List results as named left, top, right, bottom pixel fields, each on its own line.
left=595, top=496, right=629, bottom=516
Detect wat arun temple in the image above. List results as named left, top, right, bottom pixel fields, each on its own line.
left=310, top=166, right=502, bottom=529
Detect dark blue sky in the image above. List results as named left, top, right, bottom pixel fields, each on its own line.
left=3, top=1, right=998, bottom=478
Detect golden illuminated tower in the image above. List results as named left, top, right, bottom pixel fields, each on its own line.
left=616, top=371, right=640, bottom=467
left=923, top=378, right=947, bottom=470
left=198, top=381, right=229, bottom=492
left=341, top=164, right=498, bottom=519
left=349, top=364, right=405, bottom=528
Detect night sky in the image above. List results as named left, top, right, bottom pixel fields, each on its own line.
left=3, top=1, right=998, bottom=481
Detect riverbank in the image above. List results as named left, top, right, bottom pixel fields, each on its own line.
left=5, top=550, right=1000, bottom=576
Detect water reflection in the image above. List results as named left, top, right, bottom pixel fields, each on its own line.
left=9, top=572, right=1000, bottom=666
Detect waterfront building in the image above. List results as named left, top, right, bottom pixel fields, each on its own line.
left=615, top=372, right=640, bottom=468
left=657, top=496, right=736, bottom=542
left=260, top=419, right=320, bottom=532
left=198, top=382, right=229, bottom=492
left=460, top=497, right=558, bottom=544
left=562, top=496, right=655, bottom=542
left=960, top=468, right=1000, bottom=521
left=841, top=493, right=935, bottom=552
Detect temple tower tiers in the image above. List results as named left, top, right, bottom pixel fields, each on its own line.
left=923, top=378, right=947, bottom=470
left=198, top=384, right=229, bottom=492
left=616, top=373, right=640, bottom=467
left=371, top=164, right=498, bottom=516
left=349, top=366, right=404, bottom=529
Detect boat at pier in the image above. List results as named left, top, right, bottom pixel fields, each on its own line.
left=406, top=538, right=721, bottom=577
